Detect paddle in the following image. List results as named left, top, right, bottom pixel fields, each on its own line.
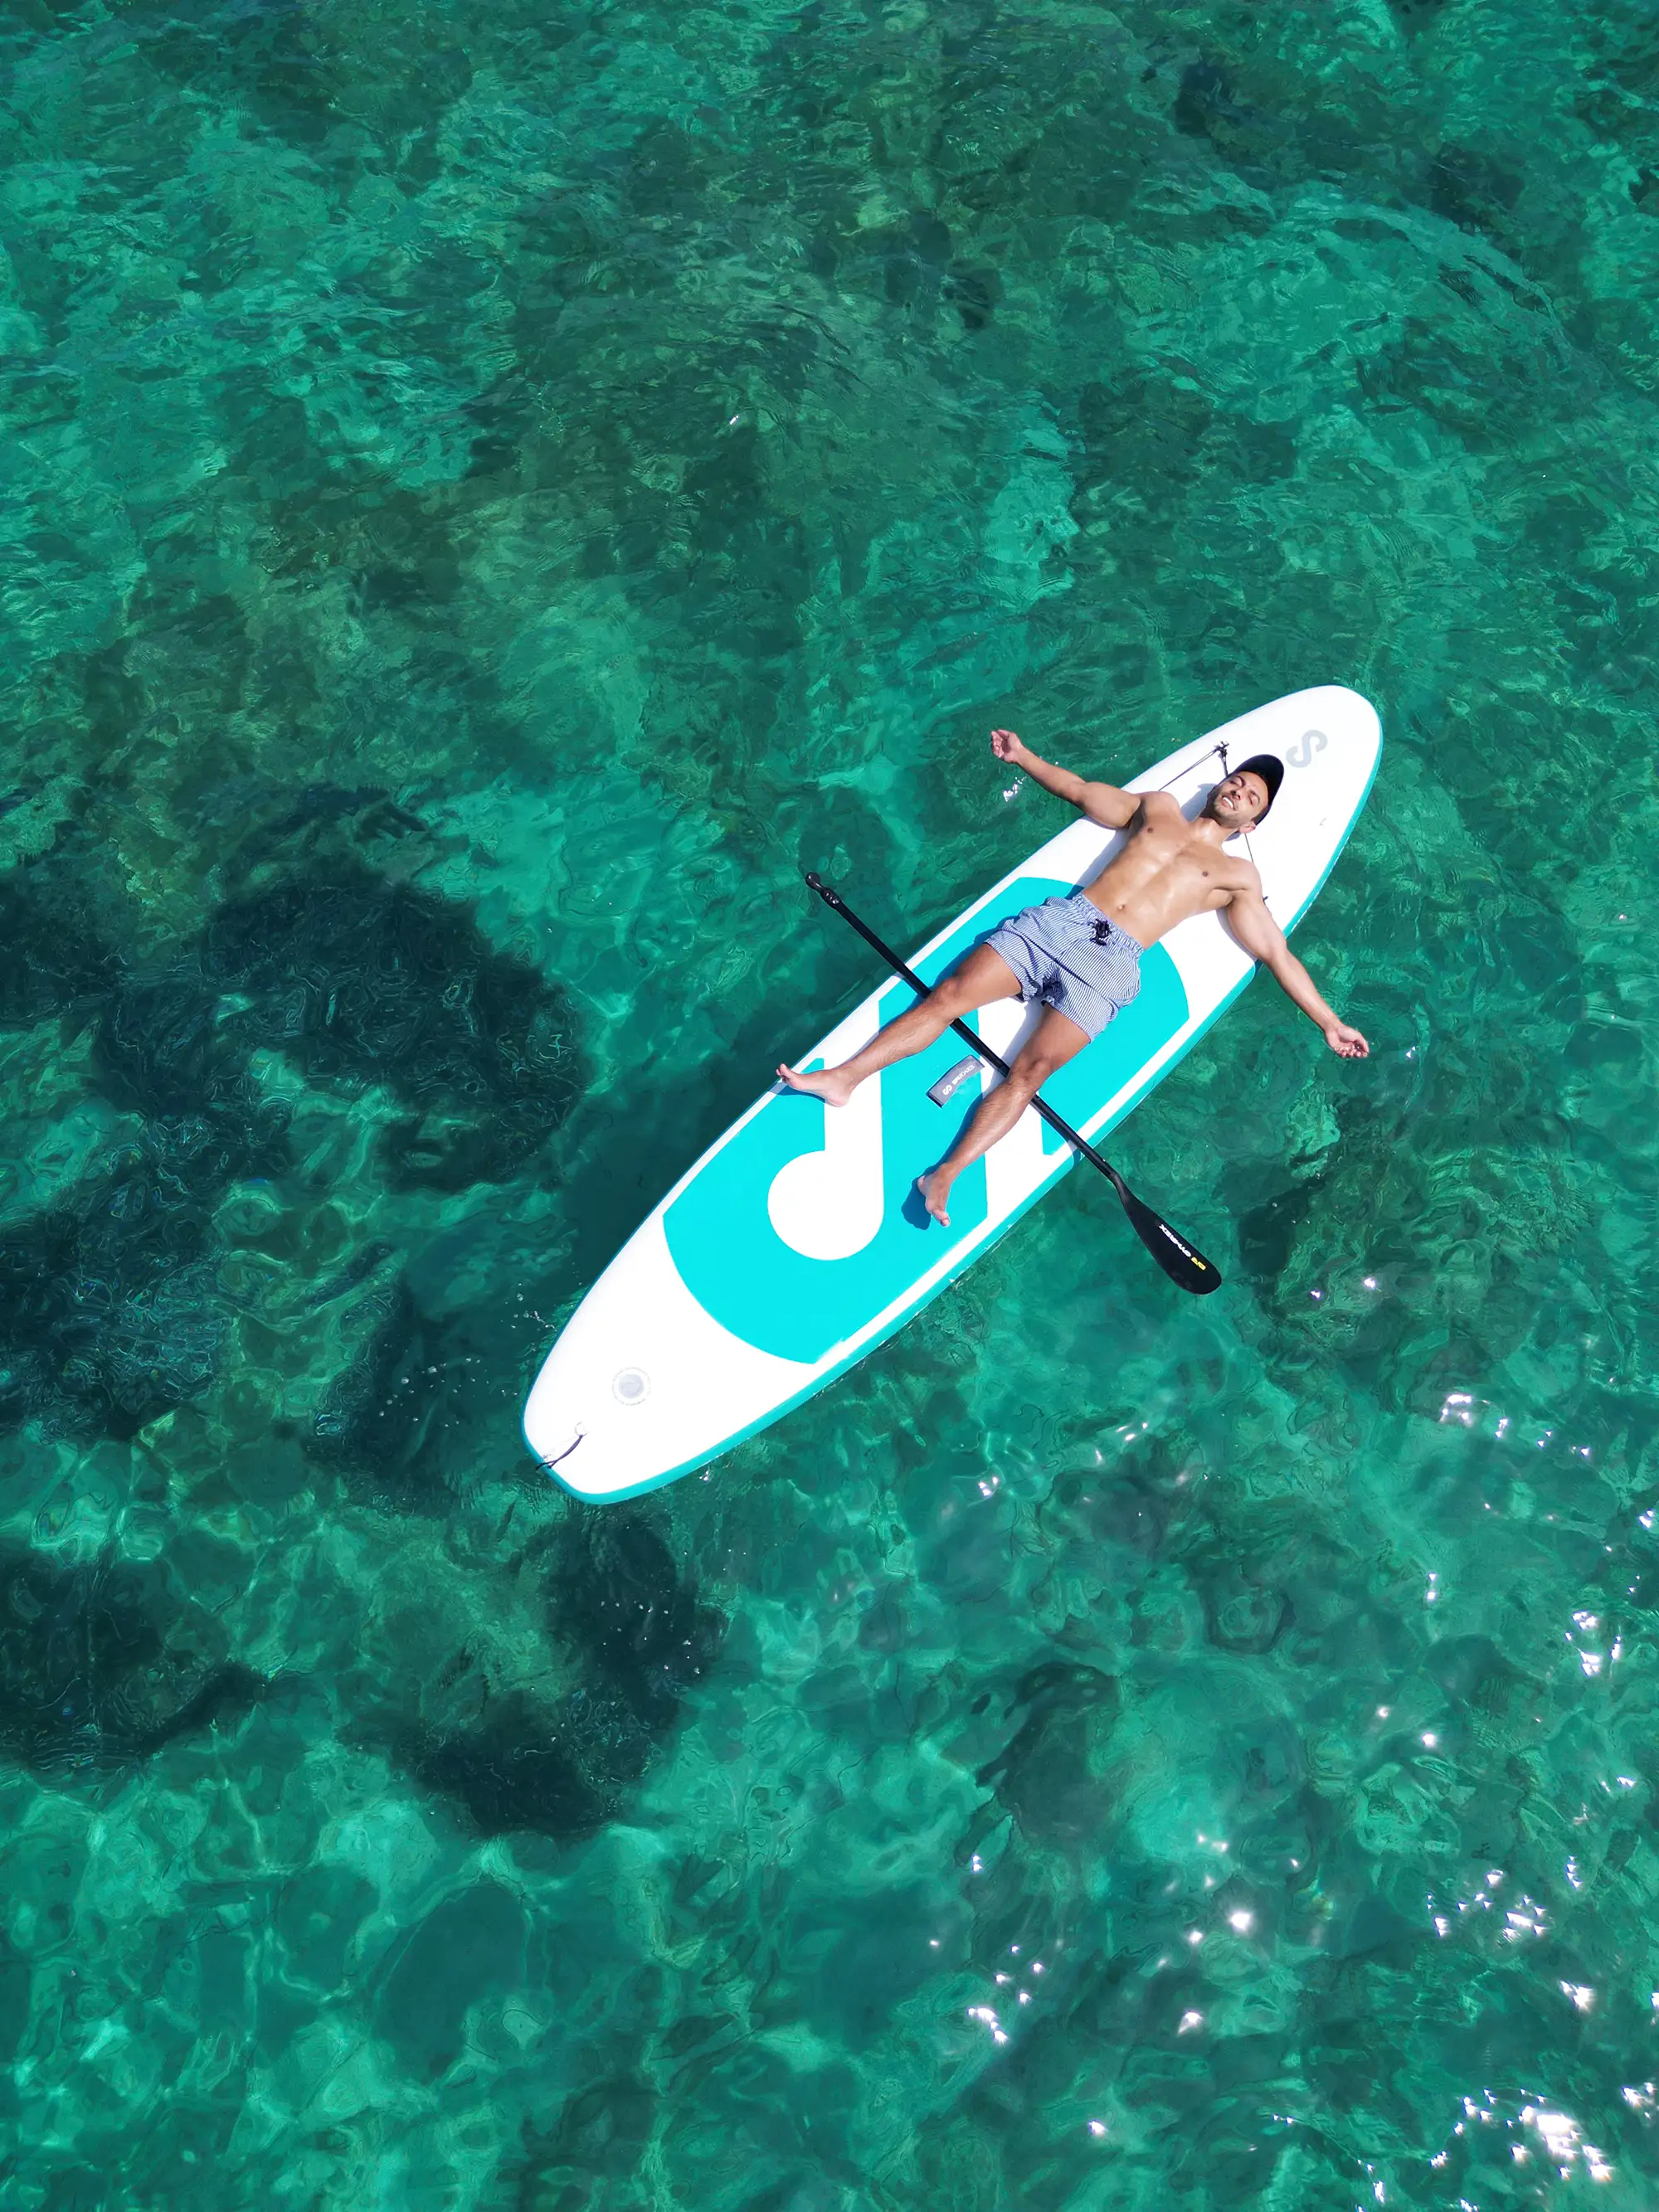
left=803, top=872, right=1222, bottom=1297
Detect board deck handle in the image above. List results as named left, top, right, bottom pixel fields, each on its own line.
left=927, top=1053, right=985, bottom=1107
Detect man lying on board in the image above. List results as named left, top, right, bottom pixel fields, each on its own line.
left=781, top=727, right=1370, bottom=1226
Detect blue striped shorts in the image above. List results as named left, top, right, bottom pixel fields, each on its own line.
left=985, top=890, right=1143, bottom=1042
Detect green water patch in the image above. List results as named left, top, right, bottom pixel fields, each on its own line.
left=5, top=0, right=1659, bottom=2204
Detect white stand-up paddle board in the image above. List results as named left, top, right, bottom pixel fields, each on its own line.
left=526, top=686, right=1380, bottom=1501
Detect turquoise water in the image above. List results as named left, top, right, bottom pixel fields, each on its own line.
left=3, top=0, right=1659, bottom=2203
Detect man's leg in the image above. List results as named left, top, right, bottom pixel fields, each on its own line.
left=779, top=941, right=1022, bottom=1107
left=918, top=1005, right=1088, bottom=1225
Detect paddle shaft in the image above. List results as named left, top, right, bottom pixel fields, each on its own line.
left=801, top=873, right=1220, bottom=1293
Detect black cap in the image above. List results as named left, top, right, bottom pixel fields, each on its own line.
left=1230, top=752, right=1284, bottom=822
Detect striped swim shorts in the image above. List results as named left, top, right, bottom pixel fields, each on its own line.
left=985, top=890, right=1144, bottom=1042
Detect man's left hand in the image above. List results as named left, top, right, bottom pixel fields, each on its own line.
left=1323, top=1021, right=1370, bottom=1058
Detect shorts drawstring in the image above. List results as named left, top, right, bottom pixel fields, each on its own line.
left=985, top=893, right=1144, bottom=1042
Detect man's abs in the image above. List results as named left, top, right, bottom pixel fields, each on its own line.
left=1079, top=825, right=1243, bottom=948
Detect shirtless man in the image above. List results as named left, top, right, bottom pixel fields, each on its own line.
left=781, top=727, right=1370, bottom=1225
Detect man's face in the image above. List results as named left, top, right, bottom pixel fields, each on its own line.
left=1209, top=770, right=1269, bottom=829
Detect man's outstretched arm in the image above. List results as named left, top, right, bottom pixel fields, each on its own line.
left=990, top=728, right=1140, bottom=829
left=1225, top=884, right=1370, bottom=1058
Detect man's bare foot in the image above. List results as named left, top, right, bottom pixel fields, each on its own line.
left=917, top=1168, right=955, bottom=1227
left=777, top=1062, right=857, bottom=1108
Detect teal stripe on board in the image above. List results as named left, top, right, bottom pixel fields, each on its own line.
left=664, top=880, right=1189, bottom=1362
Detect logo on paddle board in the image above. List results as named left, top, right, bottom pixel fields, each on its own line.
left=1285, top=727, right=1327, bottom=770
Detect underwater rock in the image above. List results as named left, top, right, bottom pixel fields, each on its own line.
left=306, top=1238, right=396, bottom=1311
left=93, top=976, right=289, bottom=1184
left=548, top=1510, right=725, bottom=1727
left=1428, top=144, right=1525, bottom=241
left=275, top=1863, right=377, bottom=1994
left=204, top=856, right=581, bottom=1189
left=0, top=853, right=289, bottom=1438
left=0, top=1544, right=261, bottom=1772
left=214, top=780, right=442, bottom=881
left=240, top=784, right=426, bottom=858
left=1197, top=1560, right=1297, bottom=1657
left=1077, top=370, right=1213, bottom=502
left=975, top=1662, right=1121, bottom=1845
left=1426, top=1634, right=1542, bottom=1753
left=308, top=1270, right=450, bottom=1502
left=944, top=263, right=1001, bottom=332
left=408, top=1686, right=649, bottom=1840
left=0, top=856, right=120, bottom=1028
left=407, top=1513, right=724, bottom=1840
left=1174, top=1496, right=1338, bottom=1661
left=1174, top=59, right=1263, bottom=151
left=0, top=1145, right=231, bottom=1439
left=376, top=1879, right=528, bottom=2081
left=1237, top=1169, right=1331, bottom=1281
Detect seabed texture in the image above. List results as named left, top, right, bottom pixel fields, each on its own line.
left=3, top=1, right=1659, bottom=2206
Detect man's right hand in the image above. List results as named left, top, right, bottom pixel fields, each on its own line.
left=991, top=727, right=1027, bottom=762
left=1322, top=1020, right=1370, bottom=1059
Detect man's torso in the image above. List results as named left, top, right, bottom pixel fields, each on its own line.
left=1078, top=793, right=1254, bottom=947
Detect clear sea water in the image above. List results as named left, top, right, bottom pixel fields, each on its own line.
left=2, top=1, right=1658, bottom=2205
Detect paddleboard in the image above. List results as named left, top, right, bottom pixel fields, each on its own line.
left=525, top=686, right=1380, bottom=1500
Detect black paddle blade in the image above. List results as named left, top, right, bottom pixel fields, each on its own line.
left=1117, top=1184, right=1224, bottom=1296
